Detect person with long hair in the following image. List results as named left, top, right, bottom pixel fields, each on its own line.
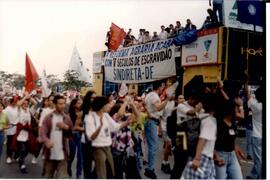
left=80, top=90, right=96, bottom=179
left=85, top=96, right=132, bottom=179
left=214, top=100, right=245, bottom=179
left=31, top=97, right=50, bottom=164
left=67, top=98, right=83, bottom=178
left=214, top=79, right=246, bottom=179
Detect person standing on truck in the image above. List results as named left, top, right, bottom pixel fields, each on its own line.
left=209, top=0, right=224, bottom=24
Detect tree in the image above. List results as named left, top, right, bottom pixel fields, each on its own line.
left=11, top=73, right=25, bottom=89
left=62, top=70, right=88, bottom=91
left=0, top=71, right=25, bottom=90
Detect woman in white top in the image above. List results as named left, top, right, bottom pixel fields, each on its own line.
left=85, top=96, right=132, bottom=179
left=80, top=90, right=96, bottom=179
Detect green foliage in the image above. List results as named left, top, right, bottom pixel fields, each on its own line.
left=62, top=70, right=88, bottom=91
left=0, top=71, right=25, bottom=90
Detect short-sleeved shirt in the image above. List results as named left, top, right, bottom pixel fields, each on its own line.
left=177, top=101, right=194, bottom=124
left=85, top=112, right=121, bottom=147
left=159, top=31, right=168, bottom=40
left=145, top=92, right=162, bottom=119
left=130, top=112, right=147, bottom=134
left=4, top=106, right=19, bottom=135
left=199, top=115, right=217, bottom=158
left=112, top=126, right=134, bottom=153
left=248, top=97, right=262, bottom=138
left=215, top=120, right=237, bottom=152
left=161, top=101, right=175, bottom=131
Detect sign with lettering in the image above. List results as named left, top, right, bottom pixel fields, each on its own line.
left=181, top=28, right=219, bottom=66
left=104, top=39, right=176, bottom=83
left=223, top=0, right=263, bottom=32
left=241, top=47, right=263, bottom=60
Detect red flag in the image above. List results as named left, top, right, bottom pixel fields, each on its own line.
left=109, top=23, right=126, bottom=51
left=25, top=53, right=39, bottom=92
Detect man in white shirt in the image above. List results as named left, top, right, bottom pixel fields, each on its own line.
left=138, top=29, right=146, bottom=44
left=247, top=87, right=263, bottom=179
left=177, top=94, right=201, bottom=124
left=4, top=96, right=19, bottom=164
left=159, top=25, right=168, bottom=40
left=40, top=95, right=73, bottom=178
left=144, top=81, right=169, bottom=179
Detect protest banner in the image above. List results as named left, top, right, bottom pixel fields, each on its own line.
left=104, top=39, right=176, bottom=84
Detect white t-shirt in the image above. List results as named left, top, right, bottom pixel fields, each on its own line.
left=145, top=92, right=162, bottom=119
left=4, top=106, right=19, bottom=135
left=17, top=108, right=31, bottom=142
left=138, top=34, right=146, bottom=44
left=161, top=100, right=175, bottom=131
left=85, top=112, right=121, bottom=147
left=177, top=101, right=194, bottom=124
left=248, top=97, right=262, bottom=138
left=49, top=113, right=64, bottom=160
left=159, top=31, right=168, bottom=40
left=199, top=115, right=217, bottom=158
left=39, top=107, right=54, bottom=127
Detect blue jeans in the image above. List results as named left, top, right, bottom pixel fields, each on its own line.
left=132, top=132, right=143, bottom=170
left=246, top=129, right=253, bottom=157
left=0, top=131, right=4, bottom=160
left=144, top=119, right=159, bottom=171
left=215, top=151, right=243, bottom=179
left=68, top=132, right=83, bottom=178
left=213, top=3, right=223, bottom=23
left=249, top=137, right=262, bottom=179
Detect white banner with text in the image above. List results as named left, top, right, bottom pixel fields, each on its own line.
left=104, top=39, right=176, bottom=83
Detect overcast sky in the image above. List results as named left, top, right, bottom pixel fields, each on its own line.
left=0, top=0, right=210, bottom=79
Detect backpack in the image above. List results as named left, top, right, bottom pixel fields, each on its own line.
left=179, top=115, right=209, bottom=158
left=181, top=117, right=200, bottom=157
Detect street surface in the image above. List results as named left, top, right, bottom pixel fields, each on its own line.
left=0, top=137, right=252, bottom=179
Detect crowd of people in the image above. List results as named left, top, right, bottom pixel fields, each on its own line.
left=105, top=0, right=224, bottom=49
left=106, top=19, right=197, bottom=49
left=0, top=74, right=263, bottom=179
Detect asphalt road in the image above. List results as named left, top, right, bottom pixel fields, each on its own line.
left=0, top=137, right=253, bottom=179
